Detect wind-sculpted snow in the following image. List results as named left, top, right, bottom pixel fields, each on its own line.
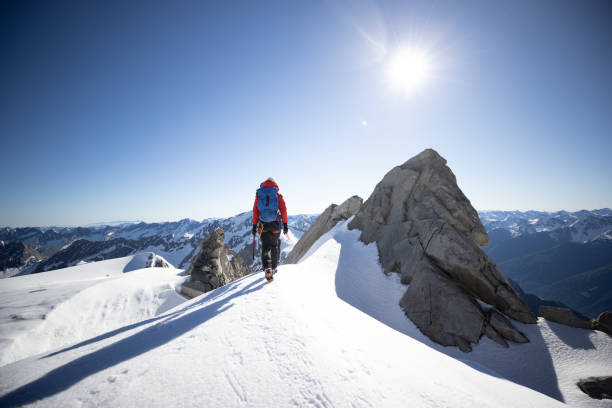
left=0, top=254, right=186, bottom=367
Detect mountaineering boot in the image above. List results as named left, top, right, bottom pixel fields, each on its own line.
left=265, top=268, right=274, bottom=282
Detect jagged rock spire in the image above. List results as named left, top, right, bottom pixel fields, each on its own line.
left=182, top=227, right=253, bottom=298
left=349, top=148, right=536, bottom=351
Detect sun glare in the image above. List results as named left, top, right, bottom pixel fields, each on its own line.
left=386, top=47, right=432, bottom=94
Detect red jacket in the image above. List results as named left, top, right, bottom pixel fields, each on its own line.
left=253, top=179, right=288, bottom=225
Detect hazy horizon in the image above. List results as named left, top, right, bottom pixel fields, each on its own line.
left=2, top=206, right=611, bottom=229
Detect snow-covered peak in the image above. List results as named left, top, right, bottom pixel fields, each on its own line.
left=1, top=213, right=320, bottom=276
left=83, top=221, right=142, bottom=228
left=478, top=209, right=612, bottom=242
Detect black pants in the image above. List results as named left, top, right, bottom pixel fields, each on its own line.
left=261, top=231, right=280, bottom=269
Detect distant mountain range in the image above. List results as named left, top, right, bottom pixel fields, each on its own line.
left=479, top=209, right=612, bottom=318
left=0, top=213, right=318, bottom=278
left=479, top=209, right=612, bottom=242
left=3, top=209, right=611, bottom=318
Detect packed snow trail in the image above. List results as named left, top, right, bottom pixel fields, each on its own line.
left=0, top=235, right=564, bottom=407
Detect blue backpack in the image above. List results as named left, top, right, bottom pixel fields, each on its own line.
left=256, top=186, right=280, bottom=223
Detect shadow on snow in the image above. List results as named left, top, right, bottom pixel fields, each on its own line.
left=332, top=228, right=564, bottom=402
left=0, top=276, right=266, bottom=407
left=546, top=320, right=596, bottom=350
left=41, top=276, right=240, bottom=360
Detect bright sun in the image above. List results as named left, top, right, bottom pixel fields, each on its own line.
left=386, top=47, right=432, bottom=94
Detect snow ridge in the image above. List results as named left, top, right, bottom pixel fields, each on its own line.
left=0, top=225, right=574, bottom=408
left=1, top=220, right=611, bottom=407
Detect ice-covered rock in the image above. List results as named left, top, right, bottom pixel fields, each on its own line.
left=349, top=148, right=535, bottom=351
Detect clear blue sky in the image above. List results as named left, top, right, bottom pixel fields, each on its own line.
left=1, top=0, right=611, bottom=227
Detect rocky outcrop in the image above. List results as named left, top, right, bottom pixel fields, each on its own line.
left=181, top=227, right=253, bottom=298
left=146, top=253, right=171, bottom=268
left=181, top=280, right=210, bottom=299
left=0, top=242, right=41, bottom=271
left=590, top=311, right=612, bottom=335
left=348, top=149, right=535, bottom=351
left=284, top=196, right=363, bottom=264
left=577, top=376, right=612, bottom=400
left=485, top=309, right=529, bottom=347
left=539, top=306, right=591, bottom=329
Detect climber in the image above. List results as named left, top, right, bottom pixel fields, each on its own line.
left=252, top=177, right=288, bottom=282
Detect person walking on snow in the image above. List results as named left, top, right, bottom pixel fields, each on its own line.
left=252, top=177, right=288, bottom=282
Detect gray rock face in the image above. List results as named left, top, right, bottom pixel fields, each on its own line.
left=181, top=280, right=209, bottom=299
left=577, top=376, right=612, bottom=400
left=590, top=311, right=612, bottom=335
left=399, top=262, right=485, bottom=352
left=349, top=149, right=535, bottom=351
left=0, top=242, right=41, bottom=271
left=284, top=196, right=363, bottom=264
left=539, top=306, right=591, bottom=329
left=487, top=310, right=529, bottom=344
left=182, top=227, right=253, bottom=298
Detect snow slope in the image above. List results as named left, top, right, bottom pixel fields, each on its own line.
left=321, top=222, right=612, bottom=407
left=0, top=222, right=610, bottom=407
left=0, top=253, right=186, bottom=367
